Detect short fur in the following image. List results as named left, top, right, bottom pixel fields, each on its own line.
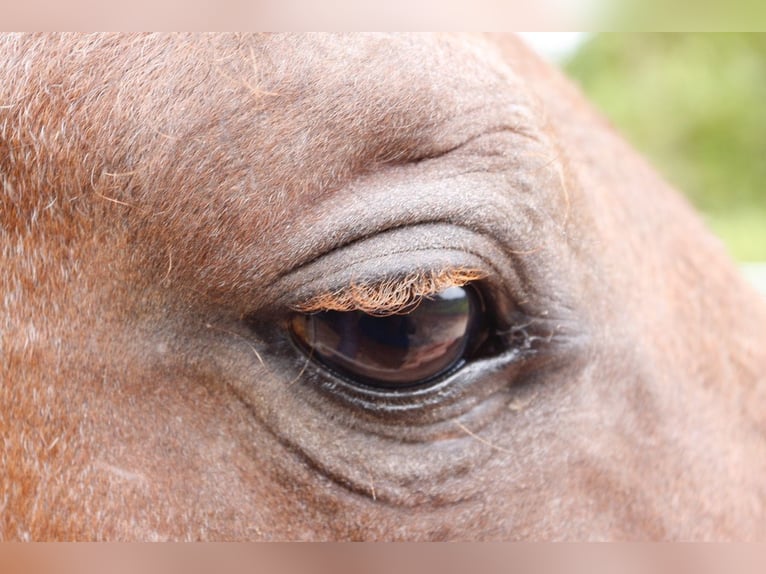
left=1, top=33, right=765, bottom=541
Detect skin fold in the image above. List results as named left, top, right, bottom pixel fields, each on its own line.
left=1, top=33, right=765, bottom=541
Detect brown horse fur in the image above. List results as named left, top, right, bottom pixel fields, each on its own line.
left=1, top=33, right=765, bottom=540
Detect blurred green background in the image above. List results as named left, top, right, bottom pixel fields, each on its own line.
left=562, top=33, right=766, bottom=264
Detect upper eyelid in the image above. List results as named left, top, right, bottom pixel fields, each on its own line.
left=290, top=267, right=487, bottom=316
left=252, top=222, right=524, bottom=322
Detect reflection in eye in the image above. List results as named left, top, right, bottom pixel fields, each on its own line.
left=289, top=285, right=487, bottom=390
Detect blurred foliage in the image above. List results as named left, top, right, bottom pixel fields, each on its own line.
left=599, top=1, right=766, bottom=31
left=564, top=33, right=766, bottom=261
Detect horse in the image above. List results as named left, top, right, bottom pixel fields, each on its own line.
left=1, top=33, right=765, bottom=540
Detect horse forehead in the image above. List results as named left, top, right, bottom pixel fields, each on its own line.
left=236, top=33, right=515, bottom=110
left=3, top=33, right=544, bottom=308
left=103, top=34, right=539, bottom=244
left=128, top=33, right=527, bottom=158
left=230, top=34, right=529, bottom=194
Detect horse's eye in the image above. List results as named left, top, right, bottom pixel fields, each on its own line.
left=289, top=285, right=487, bottom=390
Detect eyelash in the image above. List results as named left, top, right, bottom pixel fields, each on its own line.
left=289, top=268, right=487, bottom=316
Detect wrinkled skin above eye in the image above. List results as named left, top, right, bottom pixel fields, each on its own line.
left=289, top=285, right=488, bottom=389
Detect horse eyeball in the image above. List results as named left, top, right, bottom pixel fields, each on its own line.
left=289, top=285, right=487, bottom=390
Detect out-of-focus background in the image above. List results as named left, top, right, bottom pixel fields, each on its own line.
left=520, top=33, right=766, bottom=296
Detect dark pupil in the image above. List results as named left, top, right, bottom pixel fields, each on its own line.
left=289, top=286, right=482, bottom=390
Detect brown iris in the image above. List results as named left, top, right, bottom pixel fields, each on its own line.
left=289, top=285, right=486, bottom=390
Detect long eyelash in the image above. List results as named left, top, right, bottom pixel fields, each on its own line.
left=291, top=267, right=486, bottom=317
